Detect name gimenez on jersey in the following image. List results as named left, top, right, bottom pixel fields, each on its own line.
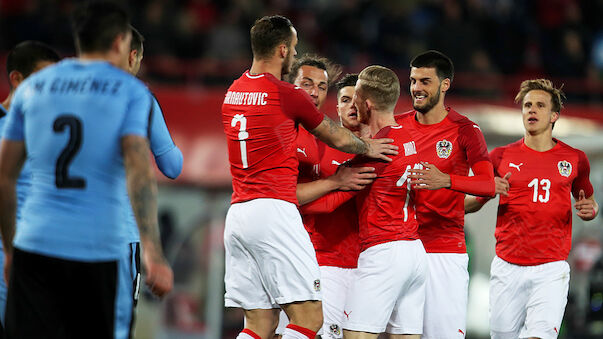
left=224, top=91, right=268, bottom=106
left=29, top=78, right=123, bottom=96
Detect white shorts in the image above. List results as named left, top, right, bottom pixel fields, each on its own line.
left=224, top=198, right=321, bottom=309
left=490, top=256, right=569, bottom=339
left=342, top=240, right=427, bottom=335
left=423, top=253, right=469, bottom=339
left=275, top=266, right=355, bottom=338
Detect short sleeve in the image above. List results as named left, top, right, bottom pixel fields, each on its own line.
left=120, top=82, right=153, bottom=138
left=3, top=86, right=26, bottom=141
left=458, top=123, right=490, bottom=167
left=149, top=95, right=176, bottom=157
left=489, top=147, right=504, bottom=176
left=279, top=85, right=324, bottom=130
left=571, top=150, right=594, bottom=199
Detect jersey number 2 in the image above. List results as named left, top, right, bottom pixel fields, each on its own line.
left=53, top=115, right=86, bottom=189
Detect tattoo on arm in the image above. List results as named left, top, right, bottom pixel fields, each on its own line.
left=312, top=116, right=368, bottom=154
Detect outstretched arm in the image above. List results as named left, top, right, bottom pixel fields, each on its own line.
left=297, top=166, right=376, bottom=205
left=410, top=160, right=496, bottom=197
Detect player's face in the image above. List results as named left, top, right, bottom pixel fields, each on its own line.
left=353, top=84, right=369, bottom=124
left=294, top=65, right=328, bottom=109
left=521, top=89, right=559, bottom=135
left=129, top=47, right=144, bottom=76
left=282, top=27, right=298, bottom=76
left=410, top=67, right=442, bottom=114
left=117, top=31, right=133, bottom=70
left=337, top=86, right=360, bottom=130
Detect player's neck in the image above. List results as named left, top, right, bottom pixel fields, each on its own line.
left=1, top=91, right=14, bottom=112
left=524, top=131, right=556, bottom=152
left=250, top=59, right=281, bottom=80
left=416, top=103, right=448, bottom=125
left=368, top=111, right=396, bottom=136
left=79, top=52, right=120, bottom=68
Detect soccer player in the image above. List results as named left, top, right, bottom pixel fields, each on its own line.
left=116, top=25, right=183, bottom=336
left=465, top=79, right=598, bottom=339
left=0, top=2, right=173, bottom=338
left=302, top=65, right=427, bottom=338
left=399, top=50, right=495, bottom=338
left=0, top=39, right=60, bottom=329
left=222, top=15, right=397, bottom=339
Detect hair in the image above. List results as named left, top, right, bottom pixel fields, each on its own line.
left=71, top=1, right=131, bottom=54
left=250, top=15, right=294, bottom=60
left=130, top=25, right=144, bottom=53
left=335, top=73, right=358, bottom=98
left=6, top=40, right=60, bottom=85
left=357, top=66, right=400, bottom=111
left=286, top=54, right=342, bottom=87
left=514, top=79, right=565, bottom=113
left=410, top=50, right=454, bottom=82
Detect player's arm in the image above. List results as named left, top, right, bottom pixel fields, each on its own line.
left=122, top=135, right=173, bottom=297
left=309, top=116, right=397, bottom=162
left=464, top=172, right=511, bottom=214
left=300, top=189, right=357, bottom=214
left=0, top=139, right=25, bottom=253
left=297, top=165, right=376, bottom=205
left=572, top=151, right=598, bottom=221
left=149, top=96, right=183, bottom=179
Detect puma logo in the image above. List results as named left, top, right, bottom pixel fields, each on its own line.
left=331, top=160, right=341, bottom=166
left=297, top=148, right=307, bottom=157
left=509, top=162, right=523, bottom=171
left=458, top=329, right=465, bottom=335
left=343, top=310, right=352, bottom=319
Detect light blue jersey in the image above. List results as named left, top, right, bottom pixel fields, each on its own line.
left=122, top=95, right=183, bottom=243
left=3, top=59, right=153, bottom=262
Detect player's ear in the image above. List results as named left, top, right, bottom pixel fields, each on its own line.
left=551, top=111, right=560, bottom=124
left=440, top=78, right=451, bottom=93
left=128, top=49, right=137, bottom=68
left=8, top=70, right=24, bottom=89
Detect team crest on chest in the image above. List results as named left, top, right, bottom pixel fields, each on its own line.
left=436, top=139, right=453, bottom=159
left=557, top=160, right=572, bottom=177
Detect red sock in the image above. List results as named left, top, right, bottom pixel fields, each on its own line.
left=282, top=324, right=316, bottom=339
left=237, top=328, right=262, bottom=339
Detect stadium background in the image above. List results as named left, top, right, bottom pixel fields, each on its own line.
left=1, top=0, right=603, bottom=338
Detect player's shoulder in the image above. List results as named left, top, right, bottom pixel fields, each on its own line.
left=492, top=139, right=523, bottom=157
left=555, top=139, right=588, bottom=158
left=394, top=110, right=415, bottom=123
left=447, top=108, right=480, bottom=128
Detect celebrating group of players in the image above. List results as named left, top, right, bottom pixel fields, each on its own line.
left=221, top=15, right=599, bottom=339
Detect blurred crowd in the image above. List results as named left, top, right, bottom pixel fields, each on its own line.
left=1, top=0, right=603, bottom=99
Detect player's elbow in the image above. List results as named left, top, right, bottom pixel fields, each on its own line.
left=155, top=147, right=183, bottom=179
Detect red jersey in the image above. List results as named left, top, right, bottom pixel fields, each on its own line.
left=222, top=71, right=324, bottom=204
left=311, top=144, right=360, bottom=268
left=296, top=126, right=321, bottom=240
left=395, top=109, right=490, bottom=253
left=491, top=139, right=593, bottom=266
left=302, top=125, right=421, bottom=252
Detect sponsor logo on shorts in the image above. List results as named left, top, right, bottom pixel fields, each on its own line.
left=436, top=139, right=453, bottom=159
left=558, top=160, right=572, bottom=177
left=314, top=279, right=321, bottom=292
left=554, top=327, right=558, bottom=334
left=329, top=324, right=341, bottom=336
left=458, top=329, right=465, bottom=336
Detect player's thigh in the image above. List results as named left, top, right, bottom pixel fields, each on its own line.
left=422, top=253, right=469, bottom=339
left=224, top=202, right=279, bottom=310
left=489, top=256, right=529, bottom=336
left=386, top=240, right=427, bottom=336
left=343, top=241, right=414, bottom=334
left=320, top=266, right=355, bottom=339
left=521, top=261, right=569, bottom=339
left=5, top=249, right=64, bottom=339
left=113, top=243, right=139, bottom=339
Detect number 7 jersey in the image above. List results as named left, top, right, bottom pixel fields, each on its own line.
left=222, top=71, right=324, bottom=205
left=3, top=59, right=153, bottom=261
left=490, top=138, right=593, bottom=265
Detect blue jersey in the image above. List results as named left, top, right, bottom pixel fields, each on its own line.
left=122, top=95, right=182, bottom=243
left=3, top=59, right=153, bottom=261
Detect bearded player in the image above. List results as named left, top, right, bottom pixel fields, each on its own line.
left=465, top=79, right=598, bottom=339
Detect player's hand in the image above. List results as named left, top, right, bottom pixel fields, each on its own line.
left=333, top=166, right=377, bottom=191
left=575, top=189, right=598, bottom=221
left=3, top=251, right=11, bottom=286
left=409, top=162, right=451, bottom=190
left=495, top=172, right=511, bottom=196
left=362, top=137, right=398, bottom=162
left=142, top=249, right=174, bottom=298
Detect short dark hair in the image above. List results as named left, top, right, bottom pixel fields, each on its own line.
left=71, top=1, right=130, bottom=54
left=335, top=73, right=358, bottom=93
left=286, top=54, right=342, bottom=87
left=6, top=40, right=60, bottom=83
left=357, top=65, right=400, bottom=111
left=130, top=25, right=144, bottom=53
left=250, top=15, right=293, bottom=60
left=410, top=50, right=454, bottom=82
